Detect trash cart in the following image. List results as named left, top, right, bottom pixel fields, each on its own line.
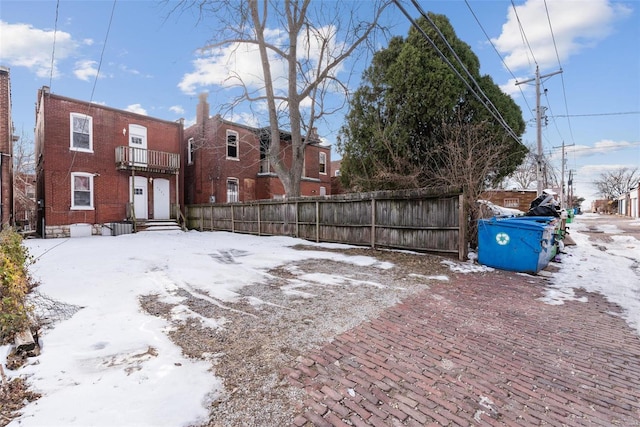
left=477, top=216, right=556, bottom=274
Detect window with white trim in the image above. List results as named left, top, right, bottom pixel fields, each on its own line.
left=227, top=130, right=238, bottom=159
left=187, top=138, right=195, bottom=165
left=227, top=178, right=239, bottom=202
left=71, top=172, right=94, bottom=210
left=70, top=113, right=93, bottom=152
left=319, top=152, right=327, bottom=175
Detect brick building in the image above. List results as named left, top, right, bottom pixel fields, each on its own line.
left=0, top=66, right=15, bottom=226
left=480, top=189, right=538, bottom=213
left=35, top=87, right=184, bottom=237
left=14, top=172, right=36, bottom=231
left=184, top=94, right=331, bottom=204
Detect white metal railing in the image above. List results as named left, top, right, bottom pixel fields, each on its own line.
left=115, top=146, right=180, bottom=172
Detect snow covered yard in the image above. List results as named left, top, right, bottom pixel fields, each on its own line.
left=2, top=213, right=639, bottom=426
left=2, top=230, right=450, bottom=426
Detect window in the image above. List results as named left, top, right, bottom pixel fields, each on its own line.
left=227, top=130, right=239, bottom=159
left=70, top=113, right=93, bottom=152
left=227, top=178, right=239, bottom=203
left=71, top=173, right=94, bottom=210
left=504, top=198, right=519, bottom=208
left=319, top=152, right=327, bottom=175
left=187, top=138, right=195, bottom=165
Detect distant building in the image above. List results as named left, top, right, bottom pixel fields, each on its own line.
left=617, top=187, right=639, bottom=218
left=14, top=172, right=36, bottom=231
left=35, top=87, right=184, bottom=237
left=184, top=94, right=331, bottom=204
left=330, top=159, right=344, bottom=195
left=0, top=66, right=15, bottom=226
left=591, top=199, right=614, bottom=214
left=480, top=189, right=538, bottom=214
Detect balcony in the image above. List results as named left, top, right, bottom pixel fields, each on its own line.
left=115, top=146, right=180, bottom=174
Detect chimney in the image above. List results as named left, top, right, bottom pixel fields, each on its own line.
left=196, top=92, right=209, bottom=126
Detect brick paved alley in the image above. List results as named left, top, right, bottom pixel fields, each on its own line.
left=287, top=270, right=640, bottom=426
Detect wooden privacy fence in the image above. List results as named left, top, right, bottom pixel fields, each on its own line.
left=186, top=188, right=467, bottom=260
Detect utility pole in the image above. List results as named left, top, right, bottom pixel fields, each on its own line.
left=553, top=141, right=575, bottom=209
left=516, top=65, right=563, bottom=196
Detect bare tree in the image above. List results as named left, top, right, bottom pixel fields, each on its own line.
left=502, top=143, right=559, bottom=191
left=12, top=130, right=36, bottom=229
left=172, top=0, right=392, bottom=196
left=422, top=118, right=511, bottom=248
left=594, top=167, right=639, bottom=200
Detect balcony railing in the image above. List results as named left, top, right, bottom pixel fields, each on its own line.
left=115, top=146, right=180, bottom=174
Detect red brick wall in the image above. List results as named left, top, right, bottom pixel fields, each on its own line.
left=0, top=67, right=14, bottom=225
left=185, top=112, right=331, bottom=204
left=480, top=189, right=538, bottom=213
left=36, top=90, right=183, bottom=234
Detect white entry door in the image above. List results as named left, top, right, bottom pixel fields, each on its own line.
left=153, top=178, right=170, bottom=220
left=130, top=176, right=148, bottom=219
left=129, top=124, right=148, bottom=166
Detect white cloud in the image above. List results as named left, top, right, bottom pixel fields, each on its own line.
left=178, top=23, right=344, bottom=98
left=566, top=139, right=638, bottom=158
left=0, top=21, right=79, bottom=78
left=492, top=0, right=631, bottom=72
left=119, top=64, right=141, bottom=75
left=169, top=105, right=185, bottom=115
left=125, top=104, right=148, bottom=115
left=73, top=59, right=98, bottom=81
left=228, top=111, right=261, bottom=128
left=499, top=76, right=533, bottom=97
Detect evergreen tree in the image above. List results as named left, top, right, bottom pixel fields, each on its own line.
left=337, top=13, right=527, bottom=192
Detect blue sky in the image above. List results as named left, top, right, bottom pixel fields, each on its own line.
left=1, top=0, right=638, bottom=208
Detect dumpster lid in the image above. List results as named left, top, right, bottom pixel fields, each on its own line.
left=480, top=217, right=553, bottom=230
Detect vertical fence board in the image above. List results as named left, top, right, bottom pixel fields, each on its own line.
left=186, top=187, right=465, bottom=259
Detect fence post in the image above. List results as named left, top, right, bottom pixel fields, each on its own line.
left=315, top=200, right=320, bottom=243
left=257, top=203, right=261, bottom=236
left=295, top=201, right=299, bottom=238
left=371, top=197, right=376, bottom=248
left=231, top=205, right=235, bottom=233
left=458, top=193, right=467, bottom=261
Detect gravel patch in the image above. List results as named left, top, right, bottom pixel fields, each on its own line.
left=140, top=245, right=453, bottom=426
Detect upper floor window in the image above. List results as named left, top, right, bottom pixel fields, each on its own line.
left=319, top=152, right=327, bottom=175
left=187, top=138, right=195, bottom=165
left=70, top=113, right=93, bottom=152
left=227, top=178, right=239, bottom=203
left=227, top=130, right=239, bottom=159
left=71, top=172, right=94, bottom=210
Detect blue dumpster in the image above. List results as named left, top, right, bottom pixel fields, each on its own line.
left=477, top=217, right=556, bottom=274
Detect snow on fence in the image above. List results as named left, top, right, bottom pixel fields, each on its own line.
left=186, top=188, right=466, bottom=260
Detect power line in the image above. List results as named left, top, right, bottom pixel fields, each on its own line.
left=392, top=0, right=523, bottom=145
left=510, top=0, right=537, bottom=68
left=551, top=112, right=640, bottom=118
left=48, top=0, right=60, bottom=89
left=550, top=141, right=640, bottom=153
left=88, top=0, right=118, bottom=104
left=464, top=0, right=535, bottom=123
left=543, top=0, right=575, bottom=145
